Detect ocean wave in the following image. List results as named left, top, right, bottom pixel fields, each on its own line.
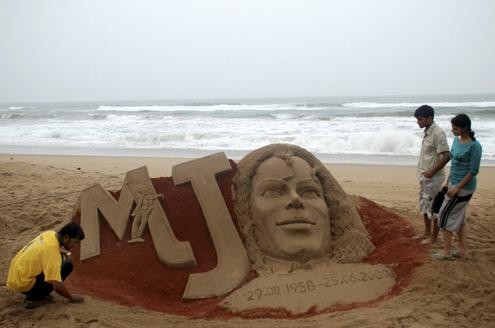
left=2, top=113, right=25, bottom=119
left=295, top=103, right=334, bottom=109
left=469, top=109, right=495, bottom=118
left=343, top=101, right=495, bottom=108
left=96, top=104, right=311, bottom=112
left=181, top=102, right=240, bottom=106
left=2, top=98, right=495, bottom=162
left=2, top=106, right=36, bottom=111
left=87, top=113, right=108, bottom=120
left=269, top=113, right=305, bottom=120
left=2, top=122, right=494, bottom=160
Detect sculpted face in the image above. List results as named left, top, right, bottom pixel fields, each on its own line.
left=250, top=156, right=330, bottom=262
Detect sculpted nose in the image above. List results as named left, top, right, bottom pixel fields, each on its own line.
left=286, top=191, right=303, bottom=209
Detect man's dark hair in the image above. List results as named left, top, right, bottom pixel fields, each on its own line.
left=59, top=222, right=85, bottom=240
left=414, top=105, right=434, bottom=119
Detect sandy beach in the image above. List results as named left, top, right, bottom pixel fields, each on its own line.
left=1, top=154, right=494, bottom=328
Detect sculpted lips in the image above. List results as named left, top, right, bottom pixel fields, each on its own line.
left=276, top=217, right=315, bottom=226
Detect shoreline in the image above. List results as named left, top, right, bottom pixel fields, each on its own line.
left=2, top=147, right=495, bottom=167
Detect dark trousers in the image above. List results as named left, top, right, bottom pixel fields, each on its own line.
left=23, top=260, right=73, bottom=300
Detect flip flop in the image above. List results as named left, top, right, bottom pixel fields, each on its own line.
left=24, top=300, right=41, bottom=309
left=420, top=239, right=432, bottom=245
left=432, top=252, right=455, bottom=261
left=413, top=234, right=427, bottom=240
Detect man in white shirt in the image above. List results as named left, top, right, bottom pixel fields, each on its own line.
left=414, top=105, right=450, bottom=244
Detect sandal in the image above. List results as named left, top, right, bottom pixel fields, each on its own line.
left=432, top=252, right=455, bottom=261
left=413, top=234, right=428, bottom=240
left=23, top=296, right=54, bottom=309
left=451, top=249, right=469, bottom=259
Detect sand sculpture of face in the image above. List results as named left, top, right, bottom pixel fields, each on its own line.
left=233, top=144, right=374, bottom=272
left=251, top=156, right=330, bottom=262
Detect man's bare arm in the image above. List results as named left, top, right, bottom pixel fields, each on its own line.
left=423, top=151, right=450, bottom=178
left=47, top=280, right=84, bottom=303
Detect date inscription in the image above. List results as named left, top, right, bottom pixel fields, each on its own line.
left=221, top=263, right=397, bottom=314
left=244, top=268, right=394, bottom=301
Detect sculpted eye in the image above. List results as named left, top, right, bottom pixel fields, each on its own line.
left=261, top=188, right=284, bottom=197
left=257, top=181, right=286, bottom=197
left=300, top=188, right=321, bottom=198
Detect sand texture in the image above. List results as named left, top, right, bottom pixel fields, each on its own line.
left=1, top=154, right=495, bottom=328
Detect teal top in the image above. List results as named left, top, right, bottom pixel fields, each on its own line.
left=449, top=137, right=482, bottom=191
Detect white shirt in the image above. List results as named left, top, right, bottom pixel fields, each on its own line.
left=418, top=121, right=450, bottom=176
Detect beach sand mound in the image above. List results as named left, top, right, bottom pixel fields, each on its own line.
left=1, top=158, right=495, bottom=327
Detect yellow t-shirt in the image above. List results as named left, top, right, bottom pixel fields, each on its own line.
left=7, top=231, right=62, bottom=292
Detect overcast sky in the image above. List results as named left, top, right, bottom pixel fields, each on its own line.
left=1, top=0, right=494, bottom=102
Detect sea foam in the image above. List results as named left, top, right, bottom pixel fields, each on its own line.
left=1, top=97, right=494, bottom=164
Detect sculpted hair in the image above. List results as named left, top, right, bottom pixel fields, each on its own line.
left=414, top=105, right=434, bottom=119
left=451, top=113, right=475, bottom=140
left=232, top=143, right=374, bottom=270
left=59, top=222, right=85, bottom=241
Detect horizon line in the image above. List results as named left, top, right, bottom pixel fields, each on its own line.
left=2, top=92, right=495, bottom=105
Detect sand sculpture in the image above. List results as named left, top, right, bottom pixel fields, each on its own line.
left=74, top=144, right=401, bottom=315
left=79, top=153, right=250, bottom=299
left=232, top=144, right=375, bottom=272
left=126, top=183, right=164, bottom=243
left=79, top=165, right=196, bottom=268
left=223, top=144, right=394, bottom=313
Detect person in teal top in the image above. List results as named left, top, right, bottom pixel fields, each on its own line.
left=449, top=132, right=482, bottom=192
left=435, top=114, right=482, bottom=261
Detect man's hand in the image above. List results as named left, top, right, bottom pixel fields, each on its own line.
left=423, top=170, right=434, bottom=179
left=447, top=186, right=460, bottom=197
left=52, top=281, right=84, bottom=303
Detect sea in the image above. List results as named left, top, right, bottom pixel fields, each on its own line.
left=1, top=94, right=494, bottom=166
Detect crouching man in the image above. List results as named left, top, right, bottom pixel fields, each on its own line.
left=7, top=222, right=85, bottom=309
